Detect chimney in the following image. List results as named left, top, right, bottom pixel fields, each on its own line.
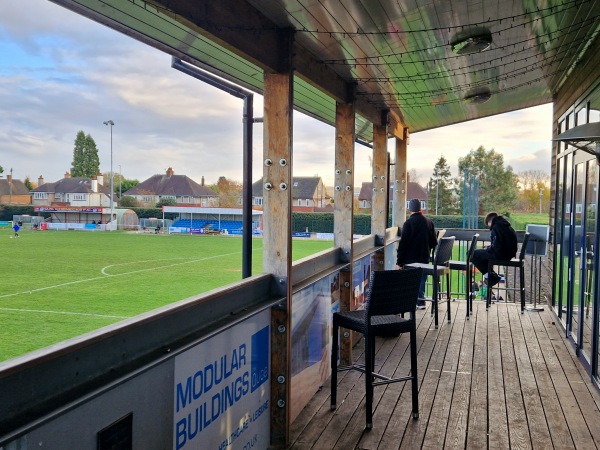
left=97, top=172, right=104, bottom=186
left=64, top=171, right=71, bottom=179
left=38, top=175, right=44, bottom=186
left=166, top=167, right=174, bottom=177
left=91, top=176, right=98, bottom=193
left=201, top=176, right=205, bottom=186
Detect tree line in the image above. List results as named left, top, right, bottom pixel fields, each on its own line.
left=4, top=132, right=550, bottom=214
left=425, top=145, right=550, bottom=216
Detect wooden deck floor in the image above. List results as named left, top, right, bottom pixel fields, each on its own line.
left=289, top=300, right=600, bottom=449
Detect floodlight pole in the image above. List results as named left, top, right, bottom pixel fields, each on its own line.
left=103, top=120, right=115, bottom=230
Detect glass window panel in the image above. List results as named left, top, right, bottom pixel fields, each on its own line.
left=582, top=161, right=597, bottom=363
left=554, top=157, right=564, bottom=312
left=572, top=162, right=584, bottom=341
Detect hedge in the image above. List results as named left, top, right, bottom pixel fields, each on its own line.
left=291, top=212, right=485, bottom=234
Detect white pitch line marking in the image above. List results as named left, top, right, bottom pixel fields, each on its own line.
left=0, top=251, right=241, bottom=299
left=0, top=307, right=128, bottom=319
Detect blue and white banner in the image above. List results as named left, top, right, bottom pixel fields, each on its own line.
left=173, top=309, right=271, bottom=450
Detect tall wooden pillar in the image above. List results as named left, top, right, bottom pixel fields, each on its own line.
left=372, top=118, right=388, bottom=271
left=334, top=100, right=355, bottom=365
left=371, top=122, right=388, bottom=238
left=263, top=72, right=293, bottom=448
left=393, top=129, right=408, bottom=228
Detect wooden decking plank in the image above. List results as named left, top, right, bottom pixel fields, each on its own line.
left=289, top=367, right=361, bottom=448
left=465, top=302, right=489, bottom=449
left=394, top=302, right=458, bottom=450
left=538, top=310, right=600, bottom=449
left=356, top=305, right=442, bottom=449
left=420, top=300, right=465, bottom=448
left=289, top=336, right=369, bottom=448
left=381, top=304, right=447, bottom=449
left=324, top=309, right=437, bottom=449
left=357, top=334, right=414, bottom=449
left=308, top=336, right=391, bottom=449
left=290, top=303, right=600, bottom=450
left=497, top=303, right=530, bottom=449
left=521, top=310, right=575, bottom=449
left=506, top=304, right=552, bottom=449
left=443, top=301, right=473, bottom=449
left=487, top=301, right=510, bottom=449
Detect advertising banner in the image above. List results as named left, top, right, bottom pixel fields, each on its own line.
left=173, top=309, right=271, bottom=450
left=290, top=272, right=340, bottom=422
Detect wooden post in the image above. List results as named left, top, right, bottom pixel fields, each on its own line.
left=372, top=119, right=388, bottom=270
left=393, top=130, right=408, bottom=229
left=263, top=72, right=293, bottom=448
left=371, top=122, right=388, bottom=238
left=334, top=101, right=355, bottom=365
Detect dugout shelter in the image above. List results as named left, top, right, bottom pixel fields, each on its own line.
left=163, top=206, right=263, bottom=235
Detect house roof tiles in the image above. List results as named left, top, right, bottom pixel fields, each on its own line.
left=123, top=173, right=216, bottom=197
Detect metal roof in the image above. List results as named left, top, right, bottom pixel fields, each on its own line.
left=53, top=0, right=600, bottom=141
left=554, top=121, right=600, bottom=156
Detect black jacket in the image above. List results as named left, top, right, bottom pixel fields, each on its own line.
left=396, top=212, right=437, bottom=266
left=488, top=215, right=518, bottom=260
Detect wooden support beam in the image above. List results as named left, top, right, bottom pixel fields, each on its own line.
left=334, top=101, right=355, bottom=260
left=371, top=122, right=388, bottom=240
left=263, top=72, right=293, bottom=448
left=334, top=101, right=355, bottom=364
left=393, top=131, right=408, bottom=229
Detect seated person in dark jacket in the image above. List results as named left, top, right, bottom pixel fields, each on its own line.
left=396, top=198, right=438, bottom=309
left=472, top=212, right=518, bottom=287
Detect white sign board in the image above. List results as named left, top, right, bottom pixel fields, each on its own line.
left=173, top=309, right=271, bottom=450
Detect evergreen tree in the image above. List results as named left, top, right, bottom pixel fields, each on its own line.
left=71, top=131, right=100, bottom=178
left=457, top=145, right=518, bottom=215
left=427, top=155, right=456, bottom=215
left=23, top=176, right=33, bottom=190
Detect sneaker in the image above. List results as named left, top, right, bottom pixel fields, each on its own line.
left=416, top=300, right=426, bottom=310
left=487, top=272, right=500, bottom=287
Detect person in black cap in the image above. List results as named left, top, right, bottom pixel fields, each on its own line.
left=396, top=198, right=437, bottom=309
left=471, top=212, right=517, bottom=287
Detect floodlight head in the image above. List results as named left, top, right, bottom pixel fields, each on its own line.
left=103, top=120, right=114, bottom=126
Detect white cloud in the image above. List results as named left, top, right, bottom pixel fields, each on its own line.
left=0, top=0, right=554, bottom=192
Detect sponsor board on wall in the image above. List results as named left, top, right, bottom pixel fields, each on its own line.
left=289, top=272, right=340, bottom=422
left=173, top=309, right=271, bottom=450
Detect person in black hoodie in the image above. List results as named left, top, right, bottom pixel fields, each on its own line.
left=472, top=212, right=518, bottom=287
left=396, top=198, right=438, bottom=308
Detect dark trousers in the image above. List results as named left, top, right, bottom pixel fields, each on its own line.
left=472, top=249, right=496, bottom=275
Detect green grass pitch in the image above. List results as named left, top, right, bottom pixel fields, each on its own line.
left=0, top=228, right=332, bottom=362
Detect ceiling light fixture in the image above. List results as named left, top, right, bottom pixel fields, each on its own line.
left=464, top=87, right=492, bottom=104
left=451, top=30, right=493, bottom=55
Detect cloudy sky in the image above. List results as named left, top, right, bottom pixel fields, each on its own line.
left=1, top=0, right=553, bottom=190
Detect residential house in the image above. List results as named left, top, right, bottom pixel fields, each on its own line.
left=357, top=181, right=428, bottom=213
left=252, top=176, right=329, bottom=212
left=31, top=172, right=113, bottom=208
left=0, top=173, right=31, bottom=205
left=122, top=167, right=218, bottom=207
